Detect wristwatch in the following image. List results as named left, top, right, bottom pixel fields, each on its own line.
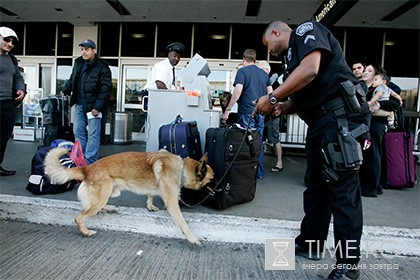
left=269, top=92, right=277, bottom=105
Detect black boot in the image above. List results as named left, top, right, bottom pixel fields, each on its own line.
left=0, top=166, right=16, bottom=176
left=326, top=267, right=360, bottom=280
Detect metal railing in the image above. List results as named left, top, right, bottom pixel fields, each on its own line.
left=279, top=112, right=420, bottom=154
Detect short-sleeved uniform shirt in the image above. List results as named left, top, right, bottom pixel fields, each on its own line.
left=233, top=64, right=270, bottom=115
left=286, top=20, right=357, bottom=122
left=145, top=58, right=176, bottom=90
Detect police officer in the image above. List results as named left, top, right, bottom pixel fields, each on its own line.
left=254, top=21, right=370, bottom=280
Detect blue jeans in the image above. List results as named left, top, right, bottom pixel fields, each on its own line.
left=74, top=104, right=102, bottom=165
left=237, top=113, right=265, bottom=179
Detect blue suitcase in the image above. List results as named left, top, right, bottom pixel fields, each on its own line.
left=158, top=118, right=202, bottom=161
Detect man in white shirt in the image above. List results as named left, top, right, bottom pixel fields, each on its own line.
left=145, top=42, right=186, bottom=90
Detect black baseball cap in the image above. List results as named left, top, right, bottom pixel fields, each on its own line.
left=79, top=39, right=96, bottom=49
left=166, top=42, right=186, bottom=56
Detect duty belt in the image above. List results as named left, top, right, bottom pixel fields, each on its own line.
left=313, top=97, right=346, bottom=119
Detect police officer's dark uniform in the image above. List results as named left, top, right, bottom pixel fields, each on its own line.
left=284, top=20, right=370, bottom=276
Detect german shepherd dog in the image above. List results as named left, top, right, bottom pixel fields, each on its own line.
left=44, top=148, right=215, bottom=245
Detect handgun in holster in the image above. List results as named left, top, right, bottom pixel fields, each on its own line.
left=340, top=80, right=367, bottom=113
left=325, top=124, right=368, bottom=172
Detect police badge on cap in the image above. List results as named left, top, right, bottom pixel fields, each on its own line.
left=166, top=42, right=186, bottom=56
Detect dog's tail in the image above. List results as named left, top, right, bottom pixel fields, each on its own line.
left=44, top=147, right=86, bottom=184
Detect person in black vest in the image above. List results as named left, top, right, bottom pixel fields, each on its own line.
left=254, top=20, right=371, bottom=280
left=0, top=27, right=26, bottom=176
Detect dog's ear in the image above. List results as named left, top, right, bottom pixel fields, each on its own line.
left=195, top=156, right=208, bottom=181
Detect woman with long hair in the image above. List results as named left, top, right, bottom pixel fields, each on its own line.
left=359, top=64, right=400, bottom=197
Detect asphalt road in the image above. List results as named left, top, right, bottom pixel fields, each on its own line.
left=1, top=220, right=419, bottom=280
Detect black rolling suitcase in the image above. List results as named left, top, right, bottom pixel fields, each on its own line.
left=204, top=126, right=261, bottom=210
left=41, top=95, right=74, bottom=146
left=158, top=116, right=202, bottom=161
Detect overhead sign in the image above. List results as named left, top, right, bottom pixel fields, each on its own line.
left=312, top=0, right=359, bottom=27
left=314, top=0, right=337, bottom=22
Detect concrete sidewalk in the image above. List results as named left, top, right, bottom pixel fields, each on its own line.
left=1, top=140, right=419, bottom=228
left=1, top=220, right=419, bottom=280
left=1, top=140, right=419, bottom=279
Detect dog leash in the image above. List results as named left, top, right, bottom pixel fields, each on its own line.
left=179, top=115, right=254, bottom=208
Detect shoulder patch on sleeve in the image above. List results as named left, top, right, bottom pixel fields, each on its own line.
left=296, top=22, right=313, bottom=36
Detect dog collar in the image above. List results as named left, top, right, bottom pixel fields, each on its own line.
left=178, top=159, right=185, bottom=188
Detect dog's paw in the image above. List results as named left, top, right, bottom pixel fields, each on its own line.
left=102, top=205, right=119, bottom=213
left=188, top=237, right=202, bottom=246
left=147, top=205, right=160, bottom=212
left=82, top=230, right=97, bottom=237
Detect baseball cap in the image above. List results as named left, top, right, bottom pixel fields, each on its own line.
left=78, top=39, right=96, bottom=49
left=0, top=27, right=19, bottom=40
left=166, top=42, right=186, bottom=56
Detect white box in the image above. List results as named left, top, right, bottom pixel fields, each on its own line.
left=13, top=127, right=35, bottom=141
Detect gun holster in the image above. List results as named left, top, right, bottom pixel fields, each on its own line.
left=321, top=105, right=366, bottom=175
left=340, top=80, right=366, bottom=113
left=323, top=125, right=365, bottom=174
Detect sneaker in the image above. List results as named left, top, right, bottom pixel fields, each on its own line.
left=295, top=243, right=323, bottom=261
left=326, top=267, right=360, bottom=280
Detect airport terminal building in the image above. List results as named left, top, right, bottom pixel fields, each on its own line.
left=1, top=0, right=419, bottom=149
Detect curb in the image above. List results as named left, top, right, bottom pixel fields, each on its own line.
left=1, top=194, right=419, bottom=256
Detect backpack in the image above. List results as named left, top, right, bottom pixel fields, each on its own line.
left=26, top=146, right=77, bottom=195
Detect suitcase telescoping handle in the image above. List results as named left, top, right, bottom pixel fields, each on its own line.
left=246, top=130, right=256, bottom=158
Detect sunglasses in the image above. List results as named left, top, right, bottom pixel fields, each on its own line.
left=3, top=37, right=16, bottom=44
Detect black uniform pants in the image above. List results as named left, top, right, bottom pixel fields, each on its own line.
left=0, top=100, right=16, bottom=165
left=359, top=120, right=387, bottom=195
left=296, top=126, right=363, bottom=265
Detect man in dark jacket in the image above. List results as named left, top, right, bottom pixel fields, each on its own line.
left=62, top=39, right=111, bottom=164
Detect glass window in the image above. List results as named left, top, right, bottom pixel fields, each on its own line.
left=384, top=30, right=419, bottom=78
left=57, top=23, right=73, bottom=56
left=124, top=67, right=148, bottom=105
left=103, top=59, right=120, bottom=112
left=330, top=27, right=345, bottom=50
left=194, top=23, right=230, bottom=59
left=345, top=28, right=383, bottom=67
left=208, top=70, right=233, bottom=96
left=231, top=24, right=267, bottom=60
left=100, top=59, right=119, bottom=123
left=156, top=23, right=192, bottom=58
left=40, top=65, right=52, bottom=95
left=56, top=58, right=73, bottom=94
left=121, top=23, right=155, bottom=57
left=25, top=23, right=56, bottom=56
left=1, top=22, right=24, bottom=55
left=99, top=23, right=120, bottom=57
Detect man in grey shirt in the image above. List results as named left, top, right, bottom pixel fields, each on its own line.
left=0, top=27, right=26, bottom=176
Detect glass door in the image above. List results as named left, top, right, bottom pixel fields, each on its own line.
left=120, top=65, right=149, bottom=141
left=18, top=61, right=53, bottom=139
